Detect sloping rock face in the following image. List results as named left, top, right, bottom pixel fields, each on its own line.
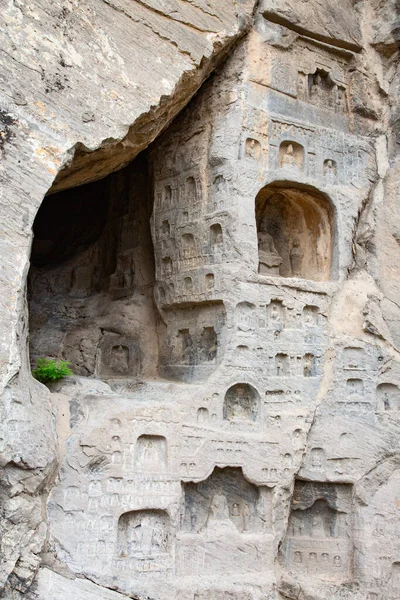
left=2, top=1, right=400, bottom=599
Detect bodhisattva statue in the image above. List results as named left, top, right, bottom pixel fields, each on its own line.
left=258, top=227, right=282, bottom=276
left=290, top=237, right=304, bottom=277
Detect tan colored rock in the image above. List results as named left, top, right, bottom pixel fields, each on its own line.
left=2, top=0, right=400, bottom=599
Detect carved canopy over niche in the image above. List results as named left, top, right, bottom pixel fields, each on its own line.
left=255, top=184, right=334, bottom=281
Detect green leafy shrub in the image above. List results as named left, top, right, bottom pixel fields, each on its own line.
left=32, top=358, right=72, bottom=384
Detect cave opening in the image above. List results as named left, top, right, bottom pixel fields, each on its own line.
left=28, top=153, right=160, bottom=382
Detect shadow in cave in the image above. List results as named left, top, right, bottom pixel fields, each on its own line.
left=28, top=153, right=160, bottom=382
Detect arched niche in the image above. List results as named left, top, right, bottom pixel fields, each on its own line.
left=223, top=383, right=260, bottom=422
left=255, top=183, right=334, bottom=281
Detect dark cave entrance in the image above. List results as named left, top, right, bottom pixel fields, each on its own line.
left=28, top=153, right=160, bottom=381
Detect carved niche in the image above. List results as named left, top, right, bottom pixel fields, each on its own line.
left=179, top=467, right=271, bottom=575
left=135, top=435, right=167, bottom=473
left=281, top=481, right=353, bottom=582
left=223, top=383, right=260, bottom=423
left=100, top=333, right=141, bottom=378
left=255, top=185, right=334, bottom=281
left=160, top=302, right=226, bottom=382
left=117, top=509, right=172, bottom=577
left=377, top=383, right=400, bottom=411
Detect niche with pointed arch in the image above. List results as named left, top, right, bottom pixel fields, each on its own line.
left=255, top=184, right=334, bottom=281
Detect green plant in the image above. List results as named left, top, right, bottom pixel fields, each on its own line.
left=32, top=358, right=72, bottom=384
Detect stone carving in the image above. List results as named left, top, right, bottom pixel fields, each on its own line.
left=245, top=138, right=261, bottom=159
left=323, top=159, right=337, bottom=183
left=223, top=383, right=260, bottom=423
left=281, top=481, right=353, bottom=581
left=135, top=435, right=167, bottom=472
left=100, top=334, right=141, bottom=378
left=377, top=383, right=400, bottom=411
left=110, top=345, right=129, bottom=374
left=255, top=186, right=333, bottom=281
left=19, top=3, right=399, bottom=599
left=110, top=251, right=135, bottom=292
left=118, top=509, right=170, bottom=560
left=268, top=300, right=285, bottom=333
left=279, top=142, right=304, bottom=169
left=182, top=467, right=270, bottom=535
left=290, top=237, right=304, bottom=277
left=257, top=226, right=282, bottom=276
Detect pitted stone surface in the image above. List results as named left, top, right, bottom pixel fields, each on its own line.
left=2, top=1, right=400, bottom=599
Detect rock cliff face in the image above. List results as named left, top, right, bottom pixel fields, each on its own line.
left=1, top=1, right=400, bottom=599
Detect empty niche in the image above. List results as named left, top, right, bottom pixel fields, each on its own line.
left=199, top=326, right=217, bottom=362
left=377, top=383, right=400, bottom=411
left=135, top=435, right=167, bottom=472
left=275, top=353, right=289, bottom=376
left=182, top=467, right=271, bottom=534
left=346, top=378, right=364, bottom=398
left=281, top=481, right=353, bottom=581
left=279, top=141, right=304, bottom=169
left=118, top=509, right=170, bottom=559
left=223, top=383, right=260, bottom=423
left=245, top=137, right=261, bottom=160
left=236, top=301, right=256, bottom=332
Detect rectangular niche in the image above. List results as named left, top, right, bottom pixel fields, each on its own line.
left=99, top=333, right=141, bottom=378
left=160, top=301, right=226, bottom=382
left=117, top=509, right=173, bottom=579
left=178, top=467, right=272, bottom=577
left=280, top=480, right=353, bottom=583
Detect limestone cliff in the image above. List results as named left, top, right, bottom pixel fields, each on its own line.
left=1, top=1, right=400, bottom=599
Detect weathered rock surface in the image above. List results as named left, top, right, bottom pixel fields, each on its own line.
left=0, top=0, right=256, bottom=595
left=1, top=0, right=400, bottom=599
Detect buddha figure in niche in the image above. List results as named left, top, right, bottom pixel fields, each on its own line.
left=281, top=143, right=297, bottom=167
left=257, top=223, right=282, bottom=276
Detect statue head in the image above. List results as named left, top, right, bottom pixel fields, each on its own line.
left=292, top=237, right=300, bottom=248
left=287, top=144, right=294, bottom=155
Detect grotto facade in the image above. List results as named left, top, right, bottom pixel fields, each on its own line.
left=2, top=1, right=400, bottom=599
